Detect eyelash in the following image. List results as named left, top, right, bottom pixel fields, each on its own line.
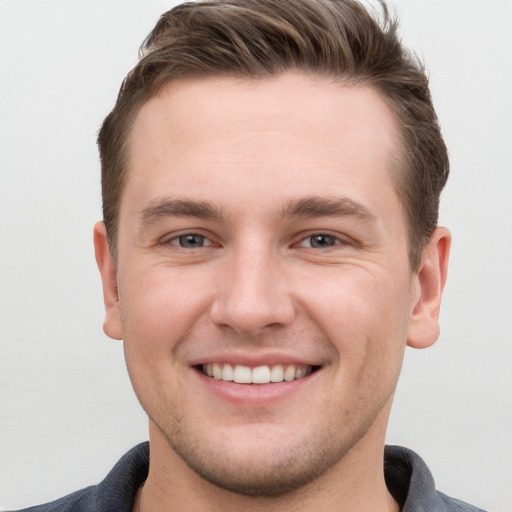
left=163, top=233, right=214, bottom=249
left=296, top=233, right=345, bottom=249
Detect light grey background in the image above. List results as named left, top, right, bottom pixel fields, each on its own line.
left=1, top=1, right=511, bottom=510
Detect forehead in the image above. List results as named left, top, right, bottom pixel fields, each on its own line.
left=130, top=73, right=400, bottom=157
left=124, top=72, right=402, bottom=219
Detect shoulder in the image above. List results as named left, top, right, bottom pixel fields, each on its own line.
left=7, top=486, right=99, bottom=512
left=8, top=442, right=149, bottom=512
left=437, top=491, right=490, bottom=512
left=384, top=445, right=487, bottom=512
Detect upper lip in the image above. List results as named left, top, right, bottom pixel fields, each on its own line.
left=188, top=350, right=324, bottom=368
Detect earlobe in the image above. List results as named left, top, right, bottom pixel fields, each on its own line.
left=407, top=227, right=451, bottom=349
left=93, top=221, right=123, bottom=340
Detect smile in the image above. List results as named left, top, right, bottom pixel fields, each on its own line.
left=200, top=363, right=317, bottom=384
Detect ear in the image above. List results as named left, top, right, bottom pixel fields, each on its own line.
left=407, top=227, right=451, bottom=349
left=93, top=221, right=123, bottom=340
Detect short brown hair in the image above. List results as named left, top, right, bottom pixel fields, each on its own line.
left=98, top=0, right=449, bottom=269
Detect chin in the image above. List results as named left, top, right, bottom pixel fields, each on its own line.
left=156, top=418, right=364, bottom=497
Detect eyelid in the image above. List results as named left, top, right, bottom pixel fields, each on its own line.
left=159, top=230, right=218, bottom=247
left=294, top=231, right=354, bottom=248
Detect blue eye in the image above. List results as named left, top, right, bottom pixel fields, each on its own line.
left=175, top=234, right=206, bottom=248
left=307, top=234, right=338, bottom=248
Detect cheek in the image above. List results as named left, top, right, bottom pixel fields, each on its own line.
left=315, top=273, right=409, bottom=418
left=118, top=265, right=217, bottom=403
left=120, top=290, right=188, bottom=416
left=302, top=266, right=411, bottom=363
left=119, top=264, right=213, bottom=345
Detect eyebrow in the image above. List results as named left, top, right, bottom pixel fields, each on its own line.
left=138, top=195, right=376, bottom=227
left=281, top=196, right=377, bottom=221
left=139, top=199, right=225, bottom=226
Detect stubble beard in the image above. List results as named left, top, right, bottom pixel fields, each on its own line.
left=152, top=403, right=386, bottom=498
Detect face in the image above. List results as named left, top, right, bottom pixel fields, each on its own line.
left=95, top=72, right=447, bottom=496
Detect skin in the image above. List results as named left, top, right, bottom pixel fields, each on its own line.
left=94, top=72, right=450, bottom=512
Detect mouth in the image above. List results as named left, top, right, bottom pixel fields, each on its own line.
left=198, top=363, right=320, bottom=384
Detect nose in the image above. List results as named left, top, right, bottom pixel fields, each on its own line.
left=210, top=245, right=295, bottom=336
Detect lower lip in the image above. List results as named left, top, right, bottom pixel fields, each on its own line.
left=193, top=368, right=318, bottom=406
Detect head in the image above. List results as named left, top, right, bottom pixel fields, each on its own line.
left=94, top=0, right=451, bottom=503
left=98, top=0, right=449, bottom=271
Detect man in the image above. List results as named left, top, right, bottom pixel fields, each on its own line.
left=11, top=0, right=487, bottom=510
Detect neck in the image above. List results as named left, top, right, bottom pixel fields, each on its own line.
left=135, top=420, right=398, bottom=512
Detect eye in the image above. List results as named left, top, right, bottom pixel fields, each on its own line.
left=169, top=233, right=211, bottom=248
left=298, top=234, right=341, bottom=248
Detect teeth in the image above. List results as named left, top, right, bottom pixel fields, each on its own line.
left=212, top=363, right=222, bottom=379
left=202, top=363, right=313, bottom=384
left=284, top=365, right=296, bottom=382
left=270, top=365, right=284, bottom=382
left=251, top=365, right=271, bottom=384
left=233, top=365, right=252, bottom=383
left=221, top=363, right=234, bottom=381
left=295, top=366, right=307, bottom=379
